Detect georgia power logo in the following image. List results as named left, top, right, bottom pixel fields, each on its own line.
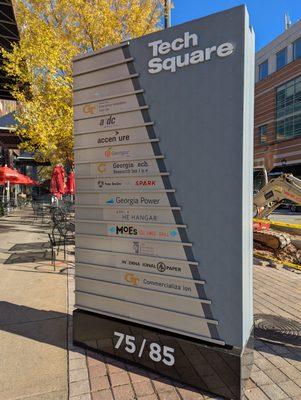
left=105, top=197, right=115, bottom=205
left=148, top=31, right=234, bottom=74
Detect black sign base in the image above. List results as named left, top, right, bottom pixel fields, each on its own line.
left=73, top=309, right=253, bottom=399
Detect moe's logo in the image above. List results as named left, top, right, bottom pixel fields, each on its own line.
left=109, top=225, right=138, bottom=235
left=148, top=31, right=234, bottom=74
left=125, top=273, right=139, bottom=286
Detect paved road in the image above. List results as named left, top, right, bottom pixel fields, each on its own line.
left=0, top=209, right=68, bottom=400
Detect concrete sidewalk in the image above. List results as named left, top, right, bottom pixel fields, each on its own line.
left=0, top=209, right=69, bottom=400
left=1, top=209, right=301, bottom=400
left=69, top=265, right=301, bottom=400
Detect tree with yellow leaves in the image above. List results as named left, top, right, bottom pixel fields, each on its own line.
left=2, top=0, right=163, bottom=164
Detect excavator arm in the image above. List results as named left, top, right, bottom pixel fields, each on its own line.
left=253, top=173, right=301, bottom=219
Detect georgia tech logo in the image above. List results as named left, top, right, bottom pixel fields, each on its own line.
left=125, top=273, right=139, bottom=286
left=97, top=163, right=106, bottom=173
left=157, top=262, right=166, bottom=272
left=83, top=104, right=96, bottom=114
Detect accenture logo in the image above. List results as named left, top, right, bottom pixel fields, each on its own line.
left=148, top=31, right=234, bottom=74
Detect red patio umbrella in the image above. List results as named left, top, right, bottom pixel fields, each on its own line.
left=0, top=166, right=20, bottom=183
left=66, top=171, right=75, bottom=195
left=50, top=164, right=66, bottom=199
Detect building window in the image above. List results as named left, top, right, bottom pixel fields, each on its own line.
left=276, top=48, right=287, bottom=70
left=259, top=60, right=269, bottom=81
left=276, top=76, right=301, bottom=140
left=259, top=125, right=267, bottom=143
left=293, top=38, right=301, bottom=60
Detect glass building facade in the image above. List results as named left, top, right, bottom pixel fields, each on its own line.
left=259, top=60, right=268, bottom=81
left=276, top=76, right=301, bottom=140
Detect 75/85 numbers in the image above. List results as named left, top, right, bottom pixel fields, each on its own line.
left=113, top=331, right=175, bottom=366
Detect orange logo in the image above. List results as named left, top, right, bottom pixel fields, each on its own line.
left=125, top=273, right=139, bottom=286
left=97, top=163, right=106, bottom=173
left=83, top=104, right=96, bottom=114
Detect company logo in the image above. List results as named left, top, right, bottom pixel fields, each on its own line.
left=97, top=180, right=104, bottom=188
left=125, top=273, right=139, bottom=286
left=118, top=210, right=158, bottom=223
left=83, top=104, right=96, bottom=114
left=136, top=180, right=156, bottom=186
left=104, top=147, right=130, bottom=159
left=97, top=163, right=106, bottom=173
left=148, top=31, right=234, bottom=74
left=109, top=225, right=138, bottom=235
left=100, top=115, right=116, bottom=127
left=97, top=131, right=131, bottom=145
left=157, top=262, right=166, bottom=272
left=169, top=230, right=178, bottom=237
left=133, top=241, right=140, bottom=254
left=106, top=197, right=115, bottom=205
left=105, top=147, right=113, bottom=158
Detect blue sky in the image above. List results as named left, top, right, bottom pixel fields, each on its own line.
left=170, top=0, right=301, bottom=51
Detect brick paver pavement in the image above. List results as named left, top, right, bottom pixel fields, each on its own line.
left=67, top=265, right=301, bottom=400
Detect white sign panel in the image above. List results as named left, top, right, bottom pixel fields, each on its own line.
left=75, top=142, right=158, bottom=163
left=74, top=110, right=146, bottom=134
left=76, top=234, right=190, bottom=259
left=75, top=158, right=162, bottom=178
left=75, top=206, right=177, bottom=224
left=74, top=93, right=141, bottom=120
left=76, top=176, right=166, bottom=192
left=76, top=221, right=183, bottom=242
left=74, top=62, right=132, bottom=91
left=76, top=264, right=203, bottom=298
left=74, top=126, right=153, bottom=149
left=73, top=79, right=137, bottom=104
left=75, top=248, right=198, bottom=279
left=76, top=192, right=172, bottom=207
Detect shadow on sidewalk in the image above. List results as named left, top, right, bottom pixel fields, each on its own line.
left=0, top=301, right=300, bottom=364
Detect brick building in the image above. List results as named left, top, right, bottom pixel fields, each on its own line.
left=254, top=20, right=301, bottom=177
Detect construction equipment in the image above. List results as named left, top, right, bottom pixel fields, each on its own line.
left=253, top=172, right=301, bottom=219
left=253, top=168, right=301, bottom=264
